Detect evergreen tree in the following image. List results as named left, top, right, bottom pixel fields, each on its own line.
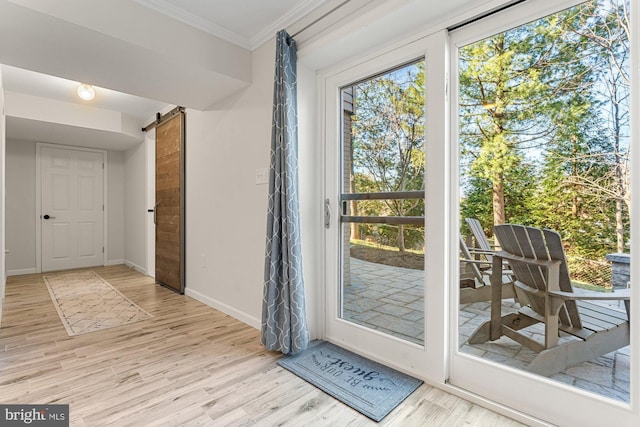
left=459, top=0, right=630, bottom=261
left=459, top=7, right=595, bottom=227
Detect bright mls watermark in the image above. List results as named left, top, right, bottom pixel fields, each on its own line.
left=0, top=405, right=69, bottom=426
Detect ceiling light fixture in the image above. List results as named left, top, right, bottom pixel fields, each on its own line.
left=77, top=83, right=95, bottom=101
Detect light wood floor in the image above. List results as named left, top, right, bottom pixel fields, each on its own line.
left=0, top=265, right=524, bottom=426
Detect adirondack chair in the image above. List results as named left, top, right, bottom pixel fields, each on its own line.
left=459, top=235, right=515, bottom=304
left=466, top=217, right=498, bottom=253
left=468, top=224, right=630, bottom=377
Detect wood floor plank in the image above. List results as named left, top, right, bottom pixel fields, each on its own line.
left=0, top=265, right=524, bottom=426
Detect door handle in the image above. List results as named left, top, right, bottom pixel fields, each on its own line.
left=153, top=203, right=159, bottom=225
left=324, top=199, right=331, bottom=229
left=43, top=214, right=56, bottom=220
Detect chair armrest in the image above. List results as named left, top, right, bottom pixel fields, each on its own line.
left=494, top=251, right=561, bottom=268
left=460, top=258, right=491, bottom=265
left=467, top=248, right=497, bottom=256
left=548, top=288, right=630, bottom=301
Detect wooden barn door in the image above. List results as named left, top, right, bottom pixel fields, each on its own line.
left=154, top=109, right=185, bottom=293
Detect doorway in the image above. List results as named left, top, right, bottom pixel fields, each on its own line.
left=37, top=144, right=106, bottom=272
left=323, top=34, right=448, bottom=376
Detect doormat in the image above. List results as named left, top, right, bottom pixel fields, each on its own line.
left=277, top=341, right=423, bottom=421
left=44, top=271, right=152, bottom=336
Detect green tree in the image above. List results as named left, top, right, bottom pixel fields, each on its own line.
left=459, top=0, right=632, bottom=261
left=351, top=61, right=425, bottom=251
left=563, top=0, right=630, bottom=252
left=527, top=0, right=629, bottom=256
left=459, top=8, right=593, bottom=227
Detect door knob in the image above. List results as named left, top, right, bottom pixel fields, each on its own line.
left=43, top=214, right=56, bottom=220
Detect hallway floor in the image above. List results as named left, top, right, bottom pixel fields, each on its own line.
left=0, top=265, right=523, bottom=426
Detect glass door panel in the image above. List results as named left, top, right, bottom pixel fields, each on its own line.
left=339, top=61, right=425, bottom=345
left=450, top=0, right=636, bottom=424
left=323, top=40, right=438, bottom=375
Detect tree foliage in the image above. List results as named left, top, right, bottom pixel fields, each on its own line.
left=349, top=61, right=425, bottom=250
left=459, top=0, right=630, bottom=260
left=343, top=0, right=630, bottom=262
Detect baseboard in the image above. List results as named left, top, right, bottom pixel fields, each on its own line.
left=106, top=259, right=124, bottom=266
left=7, top=267, right=38, bottom=276
left=185, top=288, right=261, bottom=330
left=123, top=260, right=147, bottom=275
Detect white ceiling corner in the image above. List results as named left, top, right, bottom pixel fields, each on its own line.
left=134, top=0, right=253, bottom=49
left=134, top=0, right=328, bottom=51
left=249, top=0, right=329, bottom=50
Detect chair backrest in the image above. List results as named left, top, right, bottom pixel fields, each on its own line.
left=493, top=224, right=582, bottom=328
left=459, top=235, right=485, bottom=284
left=466, top=218, right=493, bottom=252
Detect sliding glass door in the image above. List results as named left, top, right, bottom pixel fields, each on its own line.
left=449, top=0, right=637, bottom=424
left=322, top=0, right=636, bottom=423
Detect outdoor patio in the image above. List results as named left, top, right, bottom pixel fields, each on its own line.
left=343, top=257, right=630, bottom=403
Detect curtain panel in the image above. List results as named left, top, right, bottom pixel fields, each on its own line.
left=261, top=30, right=310, bottom=354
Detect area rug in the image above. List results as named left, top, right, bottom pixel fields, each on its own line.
left=44, top=271, right=152, bottom=336
left=277, top=341, right=423, bottom=421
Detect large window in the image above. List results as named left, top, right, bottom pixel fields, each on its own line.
left=457, top=0, right=631, bottom=403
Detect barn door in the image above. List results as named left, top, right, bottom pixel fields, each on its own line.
left=154, top=109, right=185, bottom=293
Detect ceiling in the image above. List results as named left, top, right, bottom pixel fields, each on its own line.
left=0, top=0, right=486, bottom=150
left=0, top=0, right=327, bottom=150
left=135, top=0, right=327, bottom=50
left=2, top=65, right=168, bottom=122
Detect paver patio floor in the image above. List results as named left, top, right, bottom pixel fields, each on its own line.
left=343, top=257, right=630, bottom=403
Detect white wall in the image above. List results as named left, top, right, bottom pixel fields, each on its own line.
left=5, top=91, right=144, bottom=151
left=107, top=150, right=124, bottom=264
left=5, top=140, right=35, bottom=274
left=4, top=141, right=126, bottom=273
left=123, top=141, right=147, bottom=272
left=0, top=67, right=6, bottom=324
left=184, top=38, right=321, bottom=335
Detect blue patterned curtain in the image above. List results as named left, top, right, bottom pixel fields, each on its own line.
left=261, top=30, right=309, bottom=354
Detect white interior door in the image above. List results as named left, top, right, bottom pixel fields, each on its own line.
left=40, top=146, right=105, bottom=272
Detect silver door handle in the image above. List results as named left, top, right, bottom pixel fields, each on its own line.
left=324, top=199, right=331, bottom=229
left=42, top=214, right=56, bottom=220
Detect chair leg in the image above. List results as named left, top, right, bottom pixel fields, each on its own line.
left=468, top=321, right=492, bottom=344
left=468, top=313, right=537, bottom=345
left=624, top=300, right=630, bottom=322
left=526, top=324, right=630, bottom=377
